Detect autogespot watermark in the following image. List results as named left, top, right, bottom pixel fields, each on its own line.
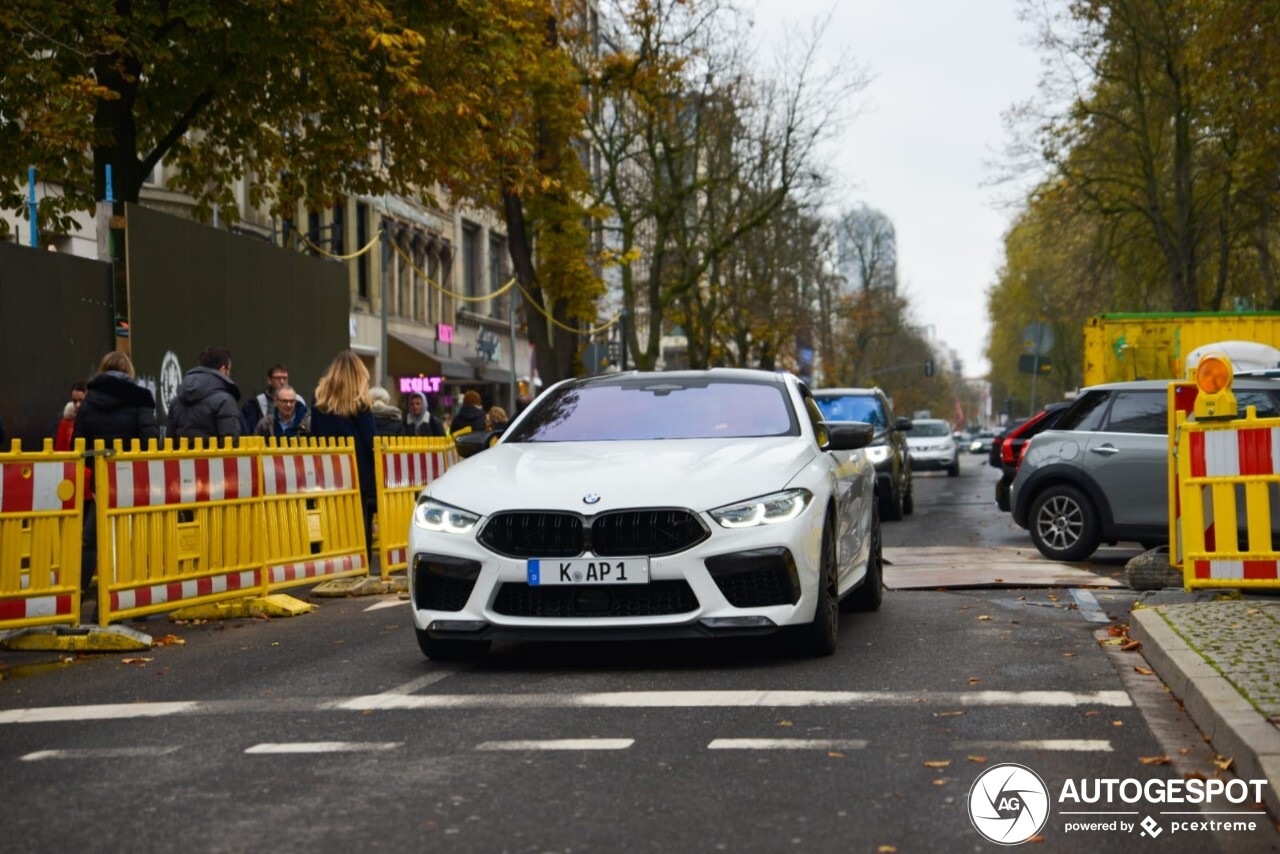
left=967, top=763, right=1270, bottom=845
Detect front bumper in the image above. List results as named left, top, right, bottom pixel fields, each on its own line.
left=409, top=509, right=826, bottom=637
left=910, top=448, right=957, bottom=470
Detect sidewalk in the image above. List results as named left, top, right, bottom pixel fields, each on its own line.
left=1129, top=593, right=1280, bottom=818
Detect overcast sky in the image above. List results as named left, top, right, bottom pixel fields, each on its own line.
left=750, top=0, right=1044, bottom=378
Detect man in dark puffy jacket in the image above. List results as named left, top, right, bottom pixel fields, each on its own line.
left=166, top=346, right=243, bottom=442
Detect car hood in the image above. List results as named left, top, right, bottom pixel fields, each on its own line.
left=427, top=437, right=818, bottom=515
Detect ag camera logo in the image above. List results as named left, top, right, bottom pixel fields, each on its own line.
left=968, top=763, right=1051, bottom=845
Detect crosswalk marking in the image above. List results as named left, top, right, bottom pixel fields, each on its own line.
left=20, top=746, right=180, bottom=761
left=0, top=690, right=1133, bottom=726
left=708, top=738, right=868, bottom=750
left=477, top=739, right=634, bottom=751
left=245, top=742, right=402, bottom=754
left=336, top=689, right=1134, bottom=712
left=959, top=739, right=1113, bottom=752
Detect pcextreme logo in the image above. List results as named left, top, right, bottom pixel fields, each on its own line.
left=967, top=763, right=1051, bottom=845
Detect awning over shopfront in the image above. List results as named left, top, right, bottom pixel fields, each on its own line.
left=388, top=332, right=476, bottom=382
left=476, top=363, right=514, bottom=386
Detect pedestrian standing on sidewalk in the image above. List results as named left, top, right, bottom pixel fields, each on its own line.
left=53, top=380, right=88, bottom=451
left=73, top=351, right=159, bottom=599
left=253, top=384, right=310, bottom=440
left=241, top=363, right=302, bottom=435
left=167, top=346, right=242, bottom=443
left=404, top=391, right=447, bottom=437
left=452, top=390, right=487, bottom=436
left=369, top=386, right=405, bottom=436
left=309, top=351, right=377, bottom=553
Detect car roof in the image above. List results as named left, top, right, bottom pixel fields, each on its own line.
left=811, top=387, right=885, bottom=397
left=910, top=418, right=949, bottom=425
left=574, top=368, right=792, bottom=387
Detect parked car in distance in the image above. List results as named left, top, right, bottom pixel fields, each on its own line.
left=993, top=403, right=1071, bottom=512
left=1010, top=378, right=1280, bottom=561
left=905, top=418, right=959, bottom=476
left=409, top=369, right=882, bottom=661
left=812, top=387, right=914, bottom=520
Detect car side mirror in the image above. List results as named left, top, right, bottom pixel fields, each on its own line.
left=823, top=421, right=874, bottom=451
left=454, top=431, right=493, bottom=458
left=894, top=416, right=913, bottom=432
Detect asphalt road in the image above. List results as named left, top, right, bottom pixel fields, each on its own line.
left=1, top=454, right=1275, bottom=853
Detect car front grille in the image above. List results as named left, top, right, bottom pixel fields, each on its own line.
left=479, top=509, right=708, bottom=558
left=492, top=581, right=699, bottom=617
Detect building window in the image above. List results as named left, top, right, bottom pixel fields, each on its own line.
left=463, top=222, right=482, bottom=299
left=307, top=210, right=322, bottom=256
left=356, top=202, right=370, bottom=300
left=489, top=234, right=508, bottom=319
left=331, top=200, right=345, bottom=255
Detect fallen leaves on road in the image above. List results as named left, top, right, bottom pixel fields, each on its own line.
left=777, top=720, right=794, bottom=727
left=828, top=751, right=845, bottom=758
left=1134, top=665, right=1154, bottom=676
left=968, top=677, right=981, bottom=685
left=1112, top=720, right=1125, bottom=727
left=977, top=615, right=992, bottom=622
left=1062, top=652, right=1076, bottom=658
left=932, top=779, right=948, bottom=786
left=121, top=657, right=153, bottom=665
left=1027, top=835, right=1047, bottom=843
left=1099, top=638, right=1124, bottom=646
left=1121, top=639, right=1142, bottom=652
left=877, top=846, right=897, bottom=853
left=923, top=760, right=952, bottom=768
left=1214, top=756, right=1235, bottom=772
left=1084, top=710, right=1100, bottom=717
left=968, top=755, right=987, bottom=763
left=1139, top=756, right=1171, bottom=765
left=934, top=711, right=965, bottom=718
left=1107, top=624, right=1127, bottom=637
left=152, top=634, right=185, bottom=647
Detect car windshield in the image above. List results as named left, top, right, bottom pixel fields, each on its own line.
left=506, top=378, right=799, bottom=442
left=813, top=395, right=886, bottom=426
left=907, top=421, right=950, bottom=438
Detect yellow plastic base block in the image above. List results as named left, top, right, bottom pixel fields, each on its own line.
left=0, top=624, right=153, bottom=652
left=169, top=594, right=314, bottom=621
left=310, top=574, right=407, bottom=597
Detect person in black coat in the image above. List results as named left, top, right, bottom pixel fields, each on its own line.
left=167, top=345, right=242, bottom=442
left=310, top=351, right=378, bottom=556
left=403, top=391, right=447, bottom=437
left=73, top=351, right=159, bottom=597
left=452, top=390, right=488, bottom=436
left=369, top=386, right=405, bottom=436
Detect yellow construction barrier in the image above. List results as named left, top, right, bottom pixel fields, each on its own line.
left=0, top=440, right=84, bottom=629
left=373, top=436, right=457, bottom=576
left=93, top=437, right=265, bottom=625
left=1173, top=405, right=1280, bottom=590
left=260, top=437, right=369, bottom=591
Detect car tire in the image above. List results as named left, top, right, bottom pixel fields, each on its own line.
left=796, top=516, right=839, bottom=656
left=415, top=627, right=491, bottom=662
left=1028, top=484, right=1101, bottom=562
left=881, top=483, right=904, bottom=521
left=947, top=458, right=960, bottom=477
left=842, top=503, right=883, bottom=613
left=902, top=479, right=914, bottom=516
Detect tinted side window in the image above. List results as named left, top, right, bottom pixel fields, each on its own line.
left=1055, top=391, right=1111, bottom=432
left=1104, top=391, right=1167, bottom=434
left=1238, top=390, right=1280, bottom=418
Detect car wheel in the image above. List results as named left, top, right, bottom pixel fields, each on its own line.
left=1029, top=484, right=1101, bottom=562
left=415, top=627, right=491, bottom=662
left=947, top=457, right=960, bottom=477
left=796, top=516, right=839, bottom=656
left=880, top=482, right=904, bottom=521
left=842, top=502, right=883, bottom=612
left=902, top=478, right=914, bottom=515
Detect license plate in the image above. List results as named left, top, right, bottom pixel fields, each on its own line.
left=527, top=558, right=650, bottom=586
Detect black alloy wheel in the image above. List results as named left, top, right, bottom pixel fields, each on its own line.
left=843, top=502, right=883, bottom=612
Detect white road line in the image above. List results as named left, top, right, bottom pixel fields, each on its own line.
left=244, top=742, right=402, bottom=754
left=0, top=702, right=199, bottom=725
left=363, top=599, right=408, bottom=612
left=476, top=739, right=634, bottom=751
left=959, top=739, right=1113, bottom=752
left=1070, top=588, right=1113, bottom=623
left=20, top=746, right=180, bottom=761
left=373, top=665, right=467, bottom=698
left=335, top=689, right=1134, bottom=712
left=707, top=738, right=868, bottom=750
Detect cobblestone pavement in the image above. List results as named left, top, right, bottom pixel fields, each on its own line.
left=1155, top=600, right=1280, bottom=727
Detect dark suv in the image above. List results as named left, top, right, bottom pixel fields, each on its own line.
left=1010, top=378, right=1280, bottom=561
left=813, top=387, right=913, bottom=520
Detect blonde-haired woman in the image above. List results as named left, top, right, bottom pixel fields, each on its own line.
left=309, top=351, right=377, bottom=552
left=73, top=350, right=159, bottom=597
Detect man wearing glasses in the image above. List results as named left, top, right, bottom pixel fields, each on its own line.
left=240, top=363, right=305, bottom=434
left=251, top=384, right=310, bottom=439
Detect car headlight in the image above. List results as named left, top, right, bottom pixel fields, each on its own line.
left=864, top=445, right=892, bottom=464
left=709, top=489, right=812, bottom=528
left=413, top=497, right=481, bottom=534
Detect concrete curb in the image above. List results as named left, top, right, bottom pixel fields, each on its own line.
left=1130, top=608, right=1280, bottom=818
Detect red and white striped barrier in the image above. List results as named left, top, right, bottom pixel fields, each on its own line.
left=107, top=457, right=259, bottom=507
left=373, top=439, right=457, bottom=577
left=0, top=460, right=79, bottom=514
left=261, top=453, right=352, bottom=495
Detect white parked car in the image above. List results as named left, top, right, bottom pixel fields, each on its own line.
left=408, top=369, right=882, bottom=660
left=905, top=418, right=960, bottom=476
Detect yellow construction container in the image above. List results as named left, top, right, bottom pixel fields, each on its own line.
left=1083, top=312, right=1280, bottom=386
